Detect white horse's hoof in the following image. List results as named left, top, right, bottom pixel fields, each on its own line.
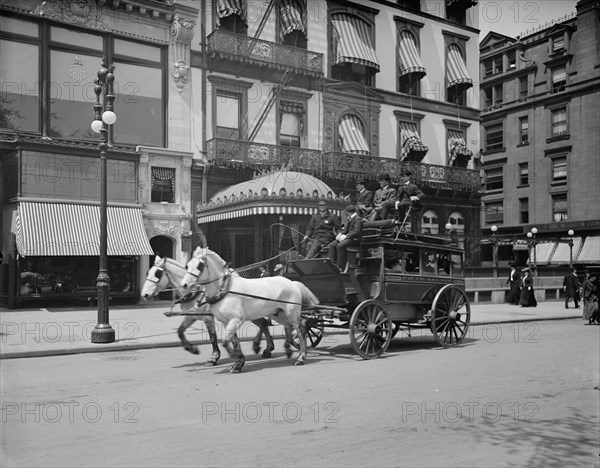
left=293, top=360, right=304, bottom=366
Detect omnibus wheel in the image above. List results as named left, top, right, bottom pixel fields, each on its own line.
left=430, top=284, right=471, bottom=348
left=349, top=300, right=393, bottom=359
left=290, top=317, right=324, bottom=350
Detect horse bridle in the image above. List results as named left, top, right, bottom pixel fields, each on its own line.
left=146, top=264, right=179, bottom=293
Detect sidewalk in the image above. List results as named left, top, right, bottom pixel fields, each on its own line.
left=0, top=300, right=585, bottom=359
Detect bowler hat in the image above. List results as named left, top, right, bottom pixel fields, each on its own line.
left=345, top=205, right=356, bottom=213
left=356, top=179, right=366, bottom=185
left=274, top=263, right=283, bottom=272
left=509, top=261, right=516, bottom=267
left=400, top=169, right=412, bottom=177
left=378, top=173, right=391, bottom=181
left=318, top=199, right=328, bottom=206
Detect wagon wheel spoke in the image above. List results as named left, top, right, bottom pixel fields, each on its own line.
left=349, top=301, right=392, bottom=360
left=431, top=285, right=471, bottom=348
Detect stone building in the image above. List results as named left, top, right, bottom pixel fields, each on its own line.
left=479, top=0, right=600, bottom=271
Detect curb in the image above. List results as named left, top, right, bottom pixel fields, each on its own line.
left=0, top=315, right=582, bottom=360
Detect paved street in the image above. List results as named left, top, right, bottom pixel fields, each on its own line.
left=1, top=319, right=598, bottom=468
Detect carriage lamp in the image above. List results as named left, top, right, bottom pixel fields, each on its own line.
left=567, top=229, right=575, bottom=266
left=90, top=58, right=116, bottom=344
left=491, top=225, right=498, bottom=278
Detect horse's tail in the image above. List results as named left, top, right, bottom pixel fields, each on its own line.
left=292, top=281, right=320, bottom=307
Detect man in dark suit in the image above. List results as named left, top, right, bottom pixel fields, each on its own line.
left=372, top=173, right=397, bottom=220
left=303, top=199, right=341, bottom=258
left=395, top=169, right=425, bottom=232
left=328, top=205, right=363, bottom=272
left=563, top=265, right=581, bottom=308
left=355, top=179, right=374, bottom=217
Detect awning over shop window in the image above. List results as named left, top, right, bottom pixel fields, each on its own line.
left=279, top=0, right=306, bottom=41
left=447, top=129, right=473, bottom=167
left=331, top=14, right=380, bottom=71
left=338, top=115, right=371, bottom=155
left=549, top=238, right=583, bottom=265
left=398, top=31, right=426, bottom=80
left=512, top=241, right=530, bottom=251
left=15, top=202, right=154, bottom=257
left=446, top=0, right=479, bottom=8
left=446, top=44, right=473, bottom=90
left=217, top=0, right=246, bottom=24
left=529, top=242, right=556, bottom=265
left=577, top=236, right=600, bottom=264
left=198, top=205, right=342, bottom=224
left=399, top=121, right=428, bottom=162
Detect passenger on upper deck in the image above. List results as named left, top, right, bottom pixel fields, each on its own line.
left=303, top=199, right=341, bottom=258
left=355, top=179, right=374, bottom=217
left=395, top=169, right=425, bottom=232
left=327, top=205, right=363, bottom=272
left=371, top=173, right=397, bottom=221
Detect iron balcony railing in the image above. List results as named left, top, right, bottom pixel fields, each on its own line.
left=206, top=30, right=324, bottom=78
left=206, top=139, right=481, bottom=192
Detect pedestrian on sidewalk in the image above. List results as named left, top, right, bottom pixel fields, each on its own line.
left=581, top=271, right=599, bottom=325
left=506, top=261, right=521, bottom=305
left=519, top=267, right=537, bottom=307
left=563, top=265, right=581, bottom=309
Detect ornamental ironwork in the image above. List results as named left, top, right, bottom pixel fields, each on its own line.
left=207, top=30, right=324, bottom=78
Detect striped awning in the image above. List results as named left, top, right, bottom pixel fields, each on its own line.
left=15, top=202, right=154, bottom=257
left=331, top=14, right=380, bottom=71
left=447, top=44, right=473, bottom=90
left=198, top=204, right=341, bottom=224
left=398, top=31, right=426, bottom=80
left=577, top=236, right=600, bottom=264
left=399, top=122, right=428, bottom=162
left=279, top=0, right=305, bottom=40
left=447, top=129, right=473, bottom=166
left=338, top=115, right=371, bottom=155
left=550, top=238, right=583, bottom=265
left=529, top=242, right=556, bottom=265
left=217, top=0, right=246, bottom=23
left=512, top=241, right=530, bottom=251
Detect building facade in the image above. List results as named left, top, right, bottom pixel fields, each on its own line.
left=479, top=0, right=600, bottom=271
left=0, top=0, right=482, bottom=306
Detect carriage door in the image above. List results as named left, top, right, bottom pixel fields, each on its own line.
left=149, top=235, right=173, bottom=300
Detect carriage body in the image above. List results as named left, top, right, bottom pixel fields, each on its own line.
left=287, top=223, right=471, bottom=358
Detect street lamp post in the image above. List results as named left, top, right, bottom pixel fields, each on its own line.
left=90, top=58, right=117, bottom=344
left=567, top=229, right=574, bottom=266
left=527, top=227, right=538, bottom=276
left=491, top=225, right=498, bottom=278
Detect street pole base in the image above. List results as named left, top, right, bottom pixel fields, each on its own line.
left=91, top=325, right=116, bottom=343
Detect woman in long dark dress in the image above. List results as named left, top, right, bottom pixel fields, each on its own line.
left=506, top=262, right=521, bottom=305
left=582, top=272, right=599, bottom=324
left=519, top=267, right=537, bottom=307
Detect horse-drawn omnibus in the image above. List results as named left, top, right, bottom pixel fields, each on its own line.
left=286, top=220, right=471, bottom=359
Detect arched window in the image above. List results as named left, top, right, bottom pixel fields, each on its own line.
left=421, top=209, right=439, bottom=234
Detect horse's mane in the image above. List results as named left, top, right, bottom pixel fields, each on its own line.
left=163, top=257, right=187, bottom=273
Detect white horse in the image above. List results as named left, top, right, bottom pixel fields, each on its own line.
left=181, top=247, right=319, bottom=372
left=140, top=256, right=275, bottom=365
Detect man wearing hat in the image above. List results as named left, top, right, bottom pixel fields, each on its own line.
left=563, top=265, right=581, bottom=308
left=303, top=199, right=341, bottom=258
left=355, top=179, right=374, bottom=217
left=327, top=205, right=363, bottom=272
left=259, top=264, right=271, bottom=277
left=273, top=263, right=284, bottom=276
left=394, top=169, right=425, bottom=231
left=372, top=173, right=397, bottom=221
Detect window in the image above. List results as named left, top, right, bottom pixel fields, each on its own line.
left=279, top=111, right=301, bottom=147
left=485, top=201, right=504, bottom=224
left=551, top=107, right=568, bottom=137
left=493, top=56, right=503, bottom=74
left=519, top=76, right=529, bottom=101
left=483, top=59, right=493, bottom=77
left=519, top=163, right=529, bottom=185
left=485, top=123, right=504, bottom=151
left=0, top=19, right=165, bottom=145
left=421, top=210, right=439, bottom=234
left=552, top=156, right=567, bottom=183
left=507, top=50, right=516, bottom=69
left=151, top=167, right=175, bottom=203
left=216, top=92, right=241, bottom=139
left=551, top=67, right=566, bottom=93
left=519, top=116, right=529, bottom=144
left=519, top=198, right=529, bottom=224
left=446, top=3, right=467, bottom=24
left=552, top=36, right=565, bottom=52
left=485, top=167, right=504, bottom=191
left=279, top=0, right=307, bottom=48
left=552, top=193, right=568, bottom=221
